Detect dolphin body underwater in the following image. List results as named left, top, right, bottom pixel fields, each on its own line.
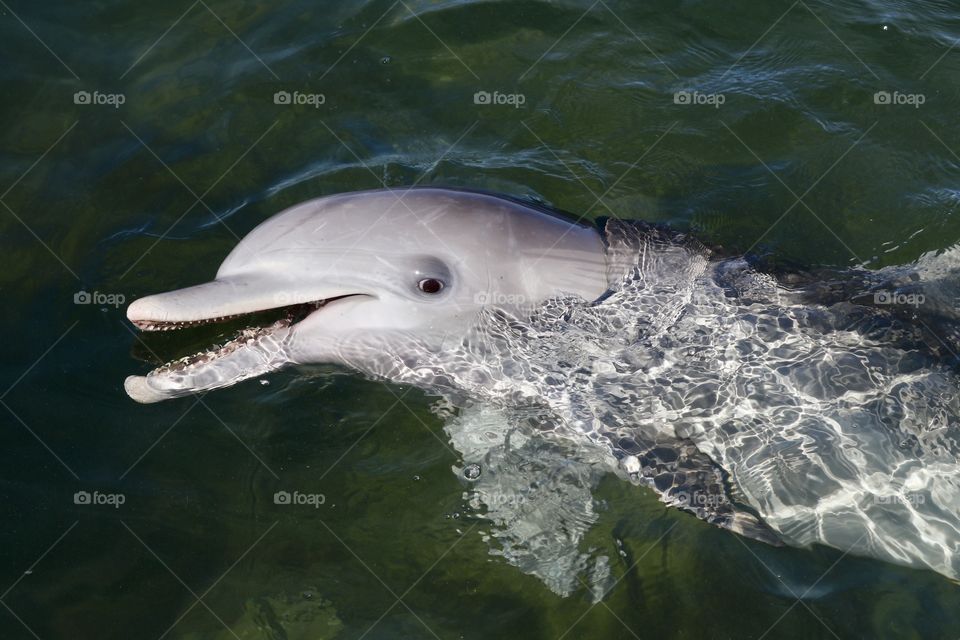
left=126, top=187, right=960, bottom=589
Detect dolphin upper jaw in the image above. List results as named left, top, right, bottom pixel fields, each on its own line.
left=126, top=273, right=364, bottom=328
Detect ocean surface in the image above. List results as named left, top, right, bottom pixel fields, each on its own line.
left=2, top=0, right=960, bottom=638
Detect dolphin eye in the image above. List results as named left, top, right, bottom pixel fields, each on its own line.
left=418, top=278, right=444, bottom=294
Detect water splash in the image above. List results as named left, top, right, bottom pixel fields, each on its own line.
left=369, top=219, right=960, bottom=590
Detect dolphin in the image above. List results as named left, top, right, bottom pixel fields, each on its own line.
left=125, top=188, right=609, bottom=402
left=125, top=187, right=960, bottom=582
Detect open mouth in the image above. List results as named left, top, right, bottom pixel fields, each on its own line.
left=133, top=295, right=366, bottom=375
left=124, top=275, right=370, bottom=403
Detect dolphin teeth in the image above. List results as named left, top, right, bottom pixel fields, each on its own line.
left=131, top=302, right=324, bottom=332
left=134, top=298, right=338, bottom=377
left=145, top=316, right=298, bottom=376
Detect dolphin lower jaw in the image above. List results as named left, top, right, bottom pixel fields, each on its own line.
left=124, top=322, right=295, bottom=403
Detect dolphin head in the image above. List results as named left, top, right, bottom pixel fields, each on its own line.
left=125, top=188, right=609, bottom=403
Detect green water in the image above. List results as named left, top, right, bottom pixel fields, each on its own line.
left=2, top=0, right=960, bottom=638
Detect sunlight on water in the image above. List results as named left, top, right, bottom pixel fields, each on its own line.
left=4, top=0, right=960, bottom=638
left=373, top=221, right=960, bottom=591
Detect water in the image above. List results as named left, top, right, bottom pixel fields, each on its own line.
left=2, top=0, right=960, bottom=638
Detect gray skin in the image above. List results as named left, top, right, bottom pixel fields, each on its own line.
left=125, top=188, right=609, bottom=403
left=125, top=187, right=960, bottom=581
